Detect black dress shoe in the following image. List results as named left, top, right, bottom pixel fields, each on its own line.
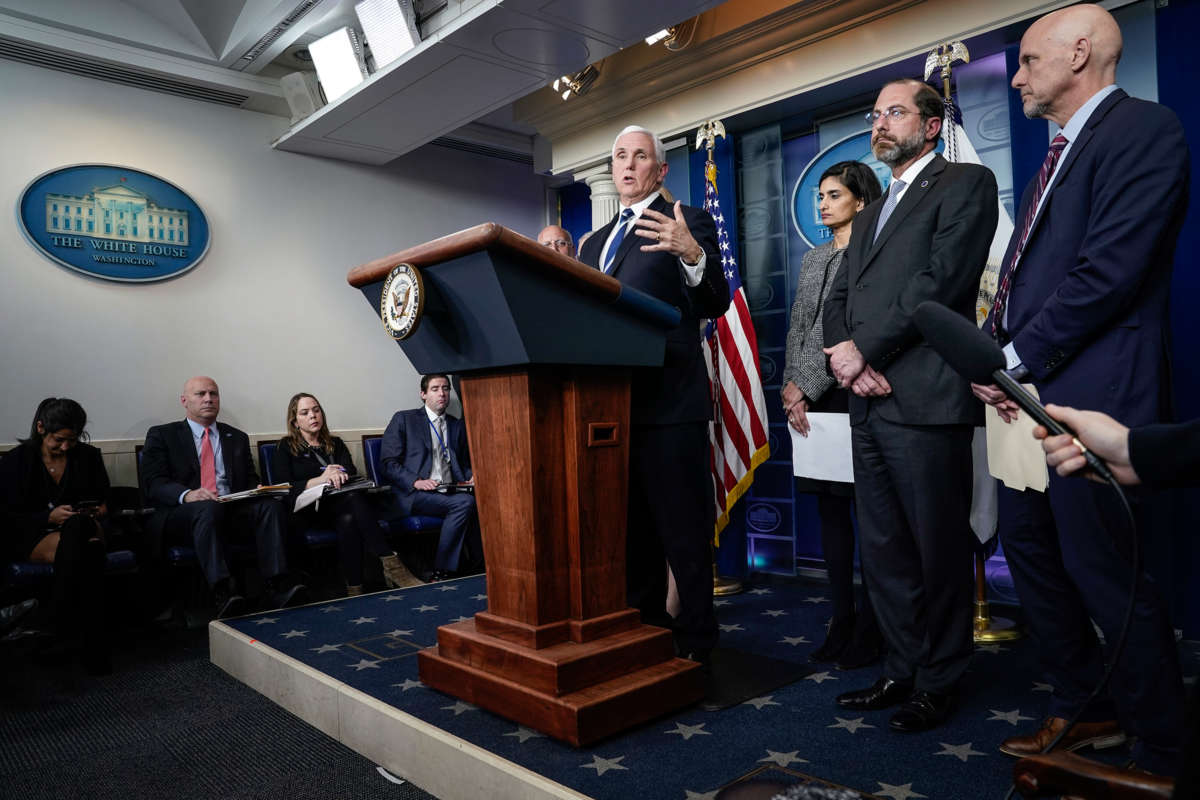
left=215, top=592, right=246, bottom=619
left=272, top=583, right=308, bottom=610
left=836, top=676, right=912, bottom=711
left=889, top=689, right=956, bottom=732
left=423, top=569, right=456, bottom=582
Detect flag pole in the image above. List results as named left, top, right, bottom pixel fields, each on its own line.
left=926, top=42, right=1022, bottom=643
left=697, top=119, right=745, bottom=597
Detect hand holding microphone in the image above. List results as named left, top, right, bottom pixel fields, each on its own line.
left=911, top=301, right=1116, bottom=484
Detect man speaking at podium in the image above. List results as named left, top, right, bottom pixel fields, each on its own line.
left=578, top=125, right=729, bottom=662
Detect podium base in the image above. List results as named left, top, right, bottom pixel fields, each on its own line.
left=418, top=619, right=705, bottom=746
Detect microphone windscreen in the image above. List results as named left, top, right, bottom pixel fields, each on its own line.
left=913, top=301, right=1006, bottom=384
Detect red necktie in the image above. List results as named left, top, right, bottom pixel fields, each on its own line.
left=200, top=427, right=218, bottom=494
left=991, top=133, right=1069, bottom=339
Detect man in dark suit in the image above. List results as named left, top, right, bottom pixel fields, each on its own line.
left=380, top=374, right=479, bottom=581
left=142, top=376, right=302, bottom=618
left=973, top=4, right=1188, bottom=775
left=822, top=79, right=997, bottom=732
left=577, top=125, right=729, bottom=661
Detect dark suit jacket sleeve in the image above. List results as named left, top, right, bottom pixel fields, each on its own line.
left=1012, top=111, right=1189, bottom=382
left=1128, top=420, right=1200, bottom=488
left=231, top=429, right=259, bottom=490
left=380, top=411, right=419, bottom=489
left=822, top=244, right=852, bottom=351
left=332, top=438, right=358, bottom=477
left=142, top=424, right=191, bottom=507
left=0, top=444, right=51, bottom=532
left=453, top=419, right=471, bottom=481
left=855, top=167, right=998, bottom=369
left=681, top=206, right=730, bottom=319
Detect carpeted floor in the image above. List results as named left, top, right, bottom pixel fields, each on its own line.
left=4, top=575, right=1196, bottom=800
left=0, top=624, right=437, bottom=799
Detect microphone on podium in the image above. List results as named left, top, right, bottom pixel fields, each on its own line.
left=911, top=301, right=1115, bottom=483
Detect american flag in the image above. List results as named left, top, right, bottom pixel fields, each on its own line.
left=701, top=160, right=770, bottom=543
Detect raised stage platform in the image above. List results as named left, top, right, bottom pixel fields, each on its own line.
left=209, top=574, right=1186, bottom=800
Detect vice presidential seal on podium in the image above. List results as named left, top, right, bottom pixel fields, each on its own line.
left=380, top=262, right=424, bottom=339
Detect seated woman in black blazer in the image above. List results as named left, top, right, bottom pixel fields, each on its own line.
left=272, top=393, right=421, bottom=594
left=0, top=397, right=112, bottom=674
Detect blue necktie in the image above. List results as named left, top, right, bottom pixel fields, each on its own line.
left=873, top=179, right=906, bottom=243
left=602, top=208, right=634, bottom=273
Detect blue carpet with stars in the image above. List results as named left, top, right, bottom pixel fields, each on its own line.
left=220, top=576, right=1198, bottom=800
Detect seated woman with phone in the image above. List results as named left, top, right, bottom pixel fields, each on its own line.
left=0, top=397, right=113, bottom=674
left=271, top=393, right=421, bottom=595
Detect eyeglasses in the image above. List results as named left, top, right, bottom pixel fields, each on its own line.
left=865, top=107, right=918, bottom=124
left=541, top=239, right=571, bottom=249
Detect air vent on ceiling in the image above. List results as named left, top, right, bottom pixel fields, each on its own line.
left=431, top=136, right=533, bottom=165
left=0, top=36, right=250, bottom=107
left=234, top=0, right=325, bottom=70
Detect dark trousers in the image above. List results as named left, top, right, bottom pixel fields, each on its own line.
left=627, top=421, right=717, bottom=655
left=852, top=414, right=973, bottom=692
left=50, top=515, right=107, bottom=650
left=409, top=490, right=480, bottom=572
left=162, top=497, right=288, bottom=586
left=816, top=493, right=857, bottom=620
left=301, top=491, right=390, bottom=585
left=999, top=476, right=1184, bottom=774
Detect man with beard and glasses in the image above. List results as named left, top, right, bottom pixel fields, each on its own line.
left=822, top=78, right=997, bottom=732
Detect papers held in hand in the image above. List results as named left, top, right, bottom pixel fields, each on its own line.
left=436, top=482, right=474, bottom=494
left=218, top=484, right=291, bottom=504
left=294, top=477, right=375, bottom=512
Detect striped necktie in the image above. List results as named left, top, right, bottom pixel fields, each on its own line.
left=873, top=179, right=906, bottom=243
left=602, top=208, right=634, bottom=273
left=991, top=133, right=1069, bottom=339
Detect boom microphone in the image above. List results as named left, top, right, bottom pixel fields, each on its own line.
left=912, top=301, right=1115, bottom=483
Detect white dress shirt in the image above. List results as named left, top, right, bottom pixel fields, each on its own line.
left=598, top=190, right=707, bottom=286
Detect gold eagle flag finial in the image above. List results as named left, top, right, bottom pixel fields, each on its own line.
left=695, top=119, right=726, bottom=193
left=924, top=40, right=970, bottom=98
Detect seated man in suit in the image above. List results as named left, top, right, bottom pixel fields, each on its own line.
left=380, top=374, right=481, bottom=581
left=142, top=376, right=304, bottom=618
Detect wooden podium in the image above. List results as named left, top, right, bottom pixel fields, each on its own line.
left=348, top=224, right=704, bottom=746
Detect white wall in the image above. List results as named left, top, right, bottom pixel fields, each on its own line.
left=0, top=59, right=548, bottom=446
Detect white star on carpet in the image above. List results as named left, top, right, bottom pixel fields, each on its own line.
left=386, top=629, right=414, bottom=638
left=350, top=616, right=376, bottom=625
left=988, top=709, right=1035, bottom=725
left=414, top=604, right=438, bottom=612
left=664, top=722, right=711, bottom=740
left=806, top=671, right=838, bottom=684
left=712, top=599, right=732, bottom=607
left=828, top=717, right=874, bottom=734
left=281, top=629, right=307, bottom=638
left=452, top=615, right=473, bottom=622
left=875, top=782, right=926, bottom=799
left=472, top=594, right=487, bottom=601
left=503, top=726, right=544, bottom=743
left=392, top=678, right=422, bottom=691
left=762, top=609, right=787, bottom=617
left=804, top=596, right=830, bottom=604
left=318, top=605, right=343, bottom=613
left=254, top=617, right=278, bottom=625
left=580, top=755, right=627, bottom=776
left=934, top=742, right=986, bottom=762
left=743, top=696, right=781, bottom=710
left=382, top=595, right=407, bottom=602
left=748, top=588, right=772, bottom=595
left=310, top=644, right=341, bottom=653
left=1032, top=682, right=1053, bottom=692
left=348, top=659, right=380, bottom=671
left=436, top=585, right=457, bottom=592
left=684, top=791, right=719, bottom=800
left=759, top=750, right=807, bottom=767
left=719, top=623, right=744, bottom=633
left=443, top=701, right=476, bottom=716
left=779, top=635, right=809, bottom=646
left=976, top=644, right=1007, bottom=654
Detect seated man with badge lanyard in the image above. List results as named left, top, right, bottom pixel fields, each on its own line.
left=379, top=374, right=481, bottom=581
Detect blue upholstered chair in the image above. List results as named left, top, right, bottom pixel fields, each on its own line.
left=359, top=434, right=444, bottom=536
